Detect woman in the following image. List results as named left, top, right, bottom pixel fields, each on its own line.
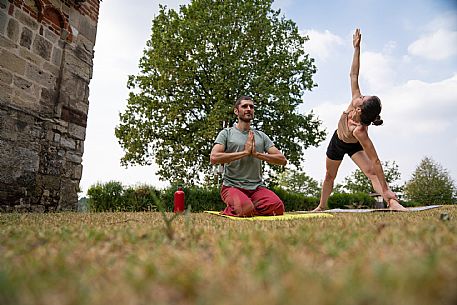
left=312, top=29, right=407, bottom=212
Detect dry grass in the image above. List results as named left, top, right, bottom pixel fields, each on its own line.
left=1, top=206, right=457, bottom=305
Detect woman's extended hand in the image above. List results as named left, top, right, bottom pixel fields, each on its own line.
left=353, top=28, right=361, bottom=48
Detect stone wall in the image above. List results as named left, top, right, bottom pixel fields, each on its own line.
left=0, top=0, right=100, bottom=211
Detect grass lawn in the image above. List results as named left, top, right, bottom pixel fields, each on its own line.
left=1, top=206, right=456, bottom=305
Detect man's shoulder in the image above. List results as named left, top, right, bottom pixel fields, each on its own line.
left=218, top=127, right=234, bottom=135
left=252, top=128, right=270, bottom=138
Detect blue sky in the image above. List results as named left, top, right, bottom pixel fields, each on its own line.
left=80, top=0, right=457, bottom=195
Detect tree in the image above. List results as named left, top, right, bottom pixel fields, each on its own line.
left=276, top=169, right=321, bottom=197
left=342, top=161, right=403, bottom=194
left=404, top=157, right=456, bottom=205
left=115, top=0, right=326, bottom=184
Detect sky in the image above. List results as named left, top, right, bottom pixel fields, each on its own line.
left=80, top=0, right=457, bottom=196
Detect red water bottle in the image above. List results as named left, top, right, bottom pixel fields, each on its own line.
left=173, top=186, right=185, bottom=213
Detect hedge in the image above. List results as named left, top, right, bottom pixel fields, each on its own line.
left=86, top=182, right=405, bottom=212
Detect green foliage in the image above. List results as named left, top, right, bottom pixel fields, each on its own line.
left=342, top=161, right=403, bottom=194
left=272, top=186, right=318, bottom=211
left=404, top=157, right=456, bottom=205
left=87, top=182, right=389, bottom=212
left=87, top=182, right=160, bottom=212
left=327, top=193, right=376, bottom=209
left=161, top=185, right=225, bottom=212
left=276, top=169, right=321, bottom=197
left=115, top=0, right=325, bottom=185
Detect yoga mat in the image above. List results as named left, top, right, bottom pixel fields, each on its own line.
left=295, top=205, right=442, bottom=213
left=204, top=211, right=333, bottom=220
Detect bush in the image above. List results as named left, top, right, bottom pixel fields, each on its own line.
left=87, top=183, right=381, bottom=212
left=327, top=193, right=375, bottom=209
left=161, top=185, right=225, bottom=212
left=272, top=186, right=318, bottom=211
left=87, top=182, right=160, bottom=212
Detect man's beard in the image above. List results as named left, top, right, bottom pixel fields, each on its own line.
left=239, top=114, right=253, bottom=122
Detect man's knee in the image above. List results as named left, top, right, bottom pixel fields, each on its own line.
left=256, top=194, right=284, bottom=216
left=273, top=199, right=285, bottom=215
left=235, top=200, right=255, bottom=216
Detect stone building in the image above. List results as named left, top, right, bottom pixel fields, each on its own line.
left=0, top=0, right=100, bottom=211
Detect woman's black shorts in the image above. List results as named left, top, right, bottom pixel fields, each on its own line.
left=326, top=130, right=363, bottom=161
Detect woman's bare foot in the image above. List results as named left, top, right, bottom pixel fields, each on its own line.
left=311, top=206, right=326, bottom=212
left=388, top=199, right=408, bottom=212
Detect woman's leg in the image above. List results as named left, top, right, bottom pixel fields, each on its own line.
left=350, top=151, right=384, bottom=195
left=351, top=151, right=407, bottom=211
left=314, top=157, right=342, bottom=211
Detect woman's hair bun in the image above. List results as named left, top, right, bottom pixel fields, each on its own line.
left=372, top=115, right=383, bottom=126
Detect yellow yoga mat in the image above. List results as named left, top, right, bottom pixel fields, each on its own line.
left=204, top=211, right=333, bottom=221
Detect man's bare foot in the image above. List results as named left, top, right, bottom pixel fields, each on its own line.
left=311, top=206, right=326, bottom=212
left=388, top=199, right=408, bottom=212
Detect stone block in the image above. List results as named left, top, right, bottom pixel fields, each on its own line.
left=0, top=10, right=7, bottom=34
left=76, top=15, right=97, bottom=43
left=66, top=151, right=82, bottom=163
left=43, top=61, right=60, bottom=76
left=60, top=136, right=76, bottom=149
left=69, top=122, right=86, bottom=140
left=19, top=26, right=33, bottom=49
left=52, top=121, right=69, bottom=134
left=25, top=62, right=56, bottom=87
left=74, top=100, right=89, bottom=115
left=74, top=44, right=93, bottom=65
left=0, top=49, right=26, bottom=75
left=19, top=47, right=44, bottom=67
left=0, top=0, right=7, bottom=10
left=12, top=88, right=40, bottom=111
left=54, top=132, right=61, bottom=143
left=40, top=87, right=55, bottom=106
left=73, top=164, right=82, bottom=179
left=44, top=28, right=59, bottom=44
left=14, top=146, right=40, bottom=174
left=75, top=33, right=94, bottom=53
left=58, top=179, right=78, bottom=211
left=63, top=52, right=92, bottom=80
left=0, top=111, right=17, bottom=141
left=76, top=139, right=84, bottom=154
left=51, top=45, right=62, bottom=66
left=14, top=9, right=39, bottom=31
left=13, top=75, right=35, bottom=95
left=0, top=82, right=13, bottom=104
left=0, top=67, right=13, bottom=85
left=0, top=35, right=18, bottom=50
left=60, top=105, right=87, bottom=127
left=61, top=72, right=88, bottom=101
left=6, top=18, right=19, bottom=43
left=32, top=34, right=52, bottom=61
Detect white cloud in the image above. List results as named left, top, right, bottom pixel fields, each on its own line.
left=408, top=28, right=457, bottom=60
left=407, top=11, right=457, bottom=61
left=360, top=51, right=395, bottom=91
left=377, top=74, right=457, bottom=137
left=302, top=29, right=344, bottom=62
left=311, top=101, right=347, bottom=132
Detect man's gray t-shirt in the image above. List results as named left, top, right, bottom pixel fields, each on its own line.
left=214, top=126, right=274, bottom=190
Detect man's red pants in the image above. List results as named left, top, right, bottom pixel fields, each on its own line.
left=220, top=185, right=284, bottom=217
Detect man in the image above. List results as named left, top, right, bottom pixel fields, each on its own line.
left=210, top=96, right=287, bottom=216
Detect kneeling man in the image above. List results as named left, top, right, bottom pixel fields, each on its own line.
left=210, top=96, right=287, bottom=216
